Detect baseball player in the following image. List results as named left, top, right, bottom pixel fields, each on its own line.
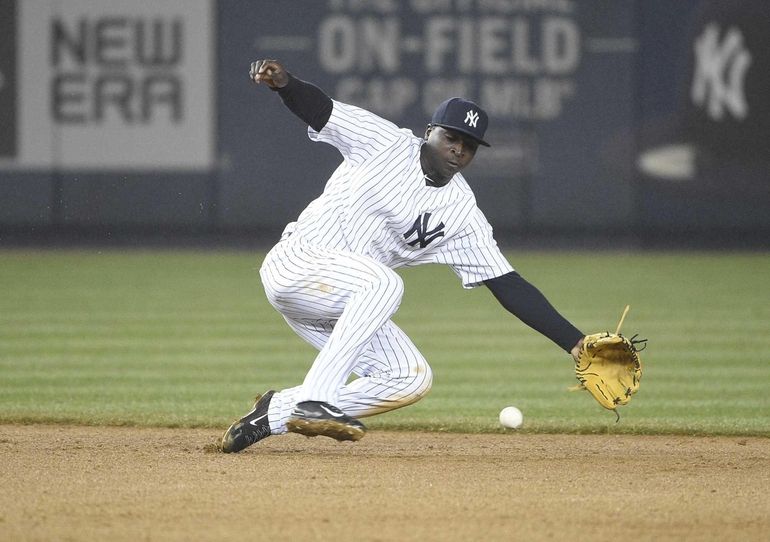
left=221, top=59, right=586, bottom=452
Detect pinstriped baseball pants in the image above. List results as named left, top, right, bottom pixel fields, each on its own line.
left=259, top=238, right=433, bottom=434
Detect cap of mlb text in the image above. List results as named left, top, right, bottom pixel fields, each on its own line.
left=430, top=98, right=491, bottom=147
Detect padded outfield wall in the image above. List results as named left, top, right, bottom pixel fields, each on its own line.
left=0, top=0, right=767, bottom=245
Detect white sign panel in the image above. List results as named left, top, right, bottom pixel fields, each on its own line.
left=3, top=0, right=213, bottom=170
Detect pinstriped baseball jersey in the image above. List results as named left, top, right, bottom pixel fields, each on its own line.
left=284, top=100, right=513, bottom=287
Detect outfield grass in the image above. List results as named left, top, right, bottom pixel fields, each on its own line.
left=1, top=249, right=768, bottom=436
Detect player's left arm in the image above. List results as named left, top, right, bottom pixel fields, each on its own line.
left=484, top=271, right=584, bottom=358
left=446, top=204, right=584, bottom=360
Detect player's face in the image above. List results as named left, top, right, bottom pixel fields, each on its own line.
left=424, top=126, right=479, bottom=180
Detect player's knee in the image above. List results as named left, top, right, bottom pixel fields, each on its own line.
left=415, top=360, right=433, bottom=398
left=368, top=268, right=404, bottom=309
left=403, top=357, right=433, bottom=402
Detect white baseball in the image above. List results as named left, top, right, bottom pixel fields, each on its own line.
left=499, top=406, right=523, bottom=429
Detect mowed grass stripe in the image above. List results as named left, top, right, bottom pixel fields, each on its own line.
left=0, top=249, right=768, bottom=435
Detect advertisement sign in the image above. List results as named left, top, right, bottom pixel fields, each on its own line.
left=0, top=0, right=16, bottom=158
left=229, top=0, right=636, bottom=229
left=253, top=0, right=586, bottom=178
left=0, top=0, right=214, bottom=170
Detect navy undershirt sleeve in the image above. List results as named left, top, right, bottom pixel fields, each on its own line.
left=484, top=271, right=584, bottom=352
left=273, top=74, right=333, bottom=132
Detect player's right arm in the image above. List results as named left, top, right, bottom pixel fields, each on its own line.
left=250, top=59, right=333, bottom=132
left=250, top=59, right=405, bottom=165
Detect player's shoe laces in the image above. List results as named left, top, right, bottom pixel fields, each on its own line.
left=286, top=401, right=366, bottom=442
left=221, top=390, right=276, bottom=453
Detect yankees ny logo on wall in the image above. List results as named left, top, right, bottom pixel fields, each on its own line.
left=691, top=23, right=752, bottom=121
left=404, top=212, right=445, bottom=248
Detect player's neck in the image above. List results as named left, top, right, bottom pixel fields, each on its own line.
left=419, top=145, right=451, bottom=187
left=423, top=174, right=447, bottom=187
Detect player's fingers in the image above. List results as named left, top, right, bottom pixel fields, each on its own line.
left=251, top=61, right=276, bottom=83
left=250, top=59, right=284, bottom=87
left=250, top=61, right=269, bottom=82
left=251, top=64, right=273, bottom=85
left=257, top=59, right=278, bottom=74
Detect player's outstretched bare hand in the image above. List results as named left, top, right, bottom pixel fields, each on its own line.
left=250, top=59, right=289, bottom=89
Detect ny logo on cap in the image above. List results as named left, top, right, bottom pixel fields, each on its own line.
left=464, top=110, right=479, bottom=128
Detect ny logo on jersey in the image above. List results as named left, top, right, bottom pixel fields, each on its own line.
left=403, top=212, right=445, bottom=248
left=691, top=23, right=752, bottom=121
left=464, top=109, right=479, bottom=127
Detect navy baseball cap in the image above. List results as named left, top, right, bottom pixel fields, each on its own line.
left=430, top=97, right=491, bottom=147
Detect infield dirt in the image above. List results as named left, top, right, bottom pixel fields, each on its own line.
left=1, top=425, right=768, bottom=541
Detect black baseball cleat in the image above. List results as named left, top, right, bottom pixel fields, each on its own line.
left=221, top=390, right=276, bottom=453
left=286, top=401, right=366, bottom=442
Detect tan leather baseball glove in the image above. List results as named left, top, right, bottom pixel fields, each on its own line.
left=573, top=307, right=646, bottom=418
